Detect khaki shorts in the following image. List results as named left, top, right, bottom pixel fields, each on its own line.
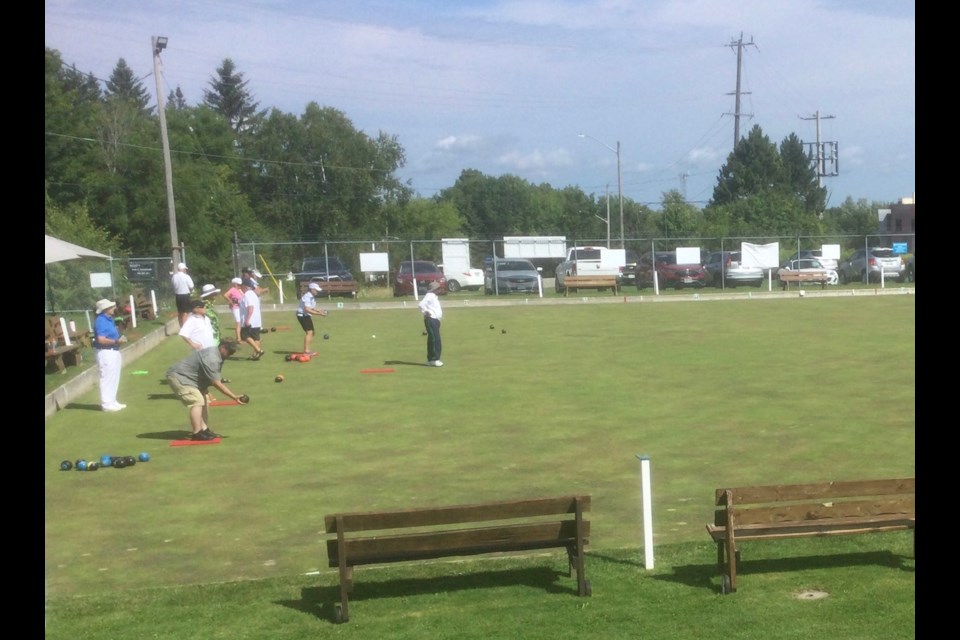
left=167, top=376, right=205, bottom=409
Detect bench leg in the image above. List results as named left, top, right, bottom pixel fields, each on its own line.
left=724, top=535, right=738, bottom=594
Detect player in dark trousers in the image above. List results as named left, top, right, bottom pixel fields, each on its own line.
left=418, top=281, right=443, bottom=367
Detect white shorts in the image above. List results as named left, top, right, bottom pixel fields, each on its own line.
left=231, top=307, right=241, bottom=323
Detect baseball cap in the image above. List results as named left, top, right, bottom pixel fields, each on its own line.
left=231, top=277, right=243, bottom=285
left=308, top=282, right=322, bottom=291
left=177, top=262, right=188, bottom=270
left=252, top=269, right=263, bottom=279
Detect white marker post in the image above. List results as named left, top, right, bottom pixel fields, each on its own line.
left=128, top=294, right=138, bottom=328
left=150, top=289, right=158, bottom=318
left=637, top=453, right=654, bottom=569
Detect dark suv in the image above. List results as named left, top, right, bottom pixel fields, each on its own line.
left=295, top=256, right=353, bottom=285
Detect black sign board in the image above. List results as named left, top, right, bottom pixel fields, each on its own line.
left=127, top=260, right=157, bottom=281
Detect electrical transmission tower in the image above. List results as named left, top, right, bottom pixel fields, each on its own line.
left=726, top=32, right=757, bottom=149
left=800, top=111, right=839, bottom=187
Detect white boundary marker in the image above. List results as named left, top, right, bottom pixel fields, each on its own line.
left=637, top=453, right=654, bottom=569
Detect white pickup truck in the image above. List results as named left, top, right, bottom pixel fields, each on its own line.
left=554, top=246, right=626, bottom=293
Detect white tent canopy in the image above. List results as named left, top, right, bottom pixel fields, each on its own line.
left=45, top=235, right=109, bottom=265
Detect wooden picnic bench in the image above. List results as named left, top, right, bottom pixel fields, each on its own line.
left=562, top=275, right=619, bottom=296
left=299, top=278, right=358, bottom=298
left=324, top=494, right=591, bottom=623
left=706, top=477, right=915, bottom=594
left=44, top=315, right=86, bottom=373
left=777, top=270, right=830, bottom=290
left=133, top=288, right=156, bottom=320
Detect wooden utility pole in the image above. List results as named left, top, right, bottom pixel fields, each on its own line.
left=152, top=36, right=180, bottom=269
left=726, top=33, right=756, bottom=149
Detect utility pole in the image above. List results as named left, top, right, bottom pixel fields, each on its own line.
left=801, top=110, right=839, bottom=187
left=680, top=171, right=689, bottom=201
left=726, top=33, right=756, bottom=149
left=152, top=36, right=180, bottom=268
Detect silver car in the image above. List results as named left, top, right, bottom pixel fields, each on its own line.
left=484, top=259, right=542, bottom=294
left=702, top=251, right=764, bottom=287
left=839, top=248, right=905, bottom=284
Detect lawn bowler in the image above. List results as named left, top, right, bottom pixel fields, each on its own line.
left=165, top=340, right=247, bottom=441
left=296, top=282, right=328, bottom=356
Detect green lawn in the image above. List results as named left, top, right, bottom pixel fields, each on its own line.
left=44, top=293, right=915, bottom=637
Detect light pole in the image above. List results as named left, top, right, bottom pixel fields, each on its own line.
left=578, top=133, right=623, bottom=248
left=152, top=35, right=180, bottom=268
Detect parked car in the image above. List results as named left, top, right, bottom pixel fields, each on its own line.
left=782, top=249, right=839, bottom=272
left=441, top=266, right=484, bottom=292
left=484, top=259, right=542, bottom=294
left=838, top=247, right=905, bottom=284
left=778, top=258, right=838, bottom=285
left=392, top=260, right=448, bottom=297
left=619, top=250, right=640, bottom=287
left=293, top=256, right=354, bottom=288
left=636, top=251, right=708, bottom=290
left=702, top=250, right=764, bottom=287
left=906, top=255, right=915, bottom=283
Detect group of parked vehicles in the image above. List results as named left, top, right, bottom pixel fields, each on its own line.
left=294, top=246, right=912, bottom=298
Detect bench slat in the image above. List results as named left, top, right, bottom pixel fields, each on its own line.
left=718, top=497, right=915, bottom=526
left=715, top=478, right=915, bottom=505
left=325, top=495, right=590, bottom=533
left=327, top=520, right=588, bottom=566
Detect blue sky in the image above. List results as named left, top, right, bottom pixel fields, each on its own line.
left=45, top=0, right=915, bottom=209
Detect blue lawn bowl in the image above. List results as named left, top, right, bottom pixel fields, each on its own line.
left=100, top=455, right=113, bottom=467
left=76, top=460, right=88, bottom=471
left=138, top=452, right=150, bottom=462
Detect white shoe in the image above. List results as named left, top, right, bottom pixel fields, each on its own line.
left=103, top=405, right=123, bottom=412
left=433, top=360, right=444, bottom=367
left=114, top=403, right=127, bottom=409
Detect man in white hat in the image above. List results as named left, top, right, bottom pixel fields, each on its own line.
left=171, top=262, right=194, bottom=327
left=223, top=277, right=244, bottom=341
left=296, top=282, right=329, bottom=356
left=93, top=298, right=128, bottom=411
left=418, top=281, right=444, bottom=367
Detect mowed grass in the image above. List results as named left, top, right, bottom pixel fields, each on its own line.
left=44, top=294, right=915, bottom=637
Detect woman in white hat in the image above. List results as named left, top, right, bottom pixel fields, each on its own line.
left=223, top=277, right=244, bottom=342
left=93, top=298, right=128, bottom=411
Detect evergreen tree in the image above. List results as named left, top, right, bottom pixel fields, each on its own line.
left=203, top=58, right=262, bottom=133
left=104, top=58, right=151, bottom=113
left=167, top=86, right=188, bottom=110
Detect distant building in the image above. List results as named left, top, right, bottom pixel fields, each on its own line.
left=877, top=196, right=915, bottom=252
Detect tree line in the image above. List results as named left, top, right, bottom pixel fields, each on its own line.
left=45, top=46, right=885, bottom=286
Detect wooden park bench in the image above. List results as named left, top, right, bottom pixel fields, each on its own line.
left=562, top=275, right=619, bottom=296
left=706, top=477, right=915, bottom=594
left=299, top=278, right=358, bottom=298
left=777, top=269, right=830, bottom=290
left=324, top=494, right=591, bottom=623
left=133, top=288, right=157, bottom=320
left=44, top=315, right=86, bottom=374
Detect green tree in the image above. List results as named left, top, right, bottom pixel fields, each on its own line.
left=167, top=86, right=188, bottom=110
left=104, top=58, right=151, bottom=113
left=779, top=133, right=826, bottom=215
left=657, top=190, right=702, bottom=240
left=822, top=196, right=883, bottom=249
left=203, top=58, right=263, bottom=133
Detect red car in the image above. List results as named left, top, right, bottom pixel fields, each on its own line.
left=636, top=251, right=708, bottom=290
left=392, top=261, right=448, bottom=297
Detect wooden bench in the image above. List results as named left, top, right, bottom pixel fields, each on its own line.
left=562, top=275, right=619, bottom=296
left=133, top=288, right=156, bottom=320
left=45, top=343, right=82, bottom=374
left=324, top=494, right=591, bottom=623
left=299, top=278, right=358, bottom=298
left=777, top=270, right=830, bottom=290
left=706, top=477, right=915, bottom=594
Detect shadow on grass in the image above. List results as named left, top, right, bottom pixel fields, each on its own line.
left=148, top=393, right=178, bottom=400
left=63, top=403, right=104, bottom=412
left=653, top=550, right=914, bottom=594
left=384, top=360, right=431, bottom=367
left=276, top=566, right=572, bottom=623
left=136, top=430, right=192, bottom=441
